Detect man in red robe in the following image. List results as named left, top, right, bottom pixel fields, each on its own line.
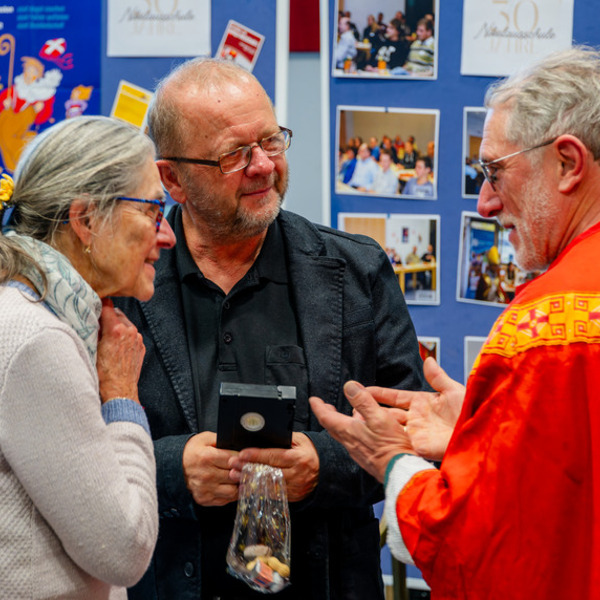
left=310, top=45, right=600, bottom=599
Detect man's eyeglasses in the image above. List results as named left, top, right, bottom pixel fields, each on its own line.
left=117, top=196, right=165, bottom=232
left=159, top=126, right=293, bottom=174
left=478, top=137, right=557, bottom=191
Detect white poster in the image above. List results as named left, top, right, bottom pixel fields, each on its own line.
left=461, top=0, right=574, bottom=77
left=107, top=0, right=210, bottom=58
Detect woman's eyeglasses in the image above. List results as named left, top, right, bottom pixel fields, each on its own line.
left=116, top=196, right=166, bottom=232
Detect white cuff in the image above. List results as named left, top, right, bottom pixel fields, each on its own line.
left=384, top=454, right=434, bottom=565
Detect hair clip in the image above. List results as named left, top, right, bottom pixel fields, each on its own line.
left=0, top=173, right=15, bottom=211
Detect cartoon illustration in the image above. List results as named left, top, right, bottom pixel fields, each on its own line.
left=0, top=54, right=62, bottom=172
left=39, top=37, right=73, bottom=70
left=65, top=84, right=93, bottom=119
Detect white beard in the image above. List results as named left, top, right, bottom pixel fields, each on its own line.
left=13, top=69, right=63, bottom=105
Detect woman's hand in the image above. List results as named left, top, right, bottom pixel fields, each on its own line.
left=96, top=299, right=145, bottom=403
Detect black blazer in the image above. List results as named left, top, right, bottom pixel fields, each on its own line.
left=116, top=207, right=426, bottom=600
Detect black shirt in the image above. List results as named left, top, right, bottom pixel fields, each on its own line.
left=174, top=211, right=309, bottom=434
left=401, top=150, right=418, bottom=169
left=174, top=212, right=311, bottom=598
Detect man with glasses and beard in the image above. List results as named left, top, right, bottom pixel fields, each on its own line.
left=115, top=58, right=427, bottom=600
left=310, top=46, right=600, bottom=599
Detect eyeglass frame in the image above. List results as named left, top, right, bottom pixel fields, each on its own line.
left=158, top=126, right=293, bottom=174
left=116, top=196, right=166, bottom=232
left=477, top=137, right=558, bottom=191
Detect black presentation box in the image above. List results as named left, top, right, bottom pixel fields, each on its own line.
left=216, top=382, right=296, bottom=451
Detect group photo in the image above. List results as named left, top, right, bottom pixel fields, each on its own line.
left=336, top=106, right=438, bottom=199
left=332, top=0, right=438, bottom=79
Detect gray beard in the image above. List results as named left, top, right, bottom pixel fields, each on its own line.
left=509, top=175, right=555, bottom=273
left=224, top=196, right=283, bottom=240
left=184, top=172, right=288, bottom=243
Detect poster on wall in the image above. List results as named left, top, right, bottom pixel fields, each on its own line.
left=461, top=0, right=574, bottom=77
left=419, top=336, right=440, bottom=364
left=456, top=211, right=541, bottom=307
left=338, top=212, right=440, bottom=305
left=462, top=107, right=486, bottom=198
left=110, top=80, right=153, bottom=129
left=0, top=2, right=100, bottom=175
left=215, top=20, right=265, bottom=72
left=332, top=0, right=438, bottom=80
left=336, top=105, right=439, bottom=200
left=107, top=0, right=210, bottom=58
left=464, top=336, right=486, bottom=384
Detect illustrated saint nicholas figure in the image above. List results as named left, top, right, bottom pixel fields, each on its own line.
left=0, top=56, right=62, bottom=172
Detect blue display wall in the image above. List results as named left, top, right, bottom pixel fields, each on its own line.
left=99, top=1, right=278, bottom=114
left=327, top=0, right=600, bottom=385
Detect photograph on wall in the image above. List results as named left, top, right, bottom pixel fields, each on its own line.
left=0, top=2, right=101, bottom=176
left=339, top=212, right=440, bottom=305
left=457, top=211, right=542, bottom=307
left=419, top=336, right=440, bottom=363
left=215, top=20, right=265, bottom=72
left=461, top=0, right=574, bottom=77
left=464, top=336, right=486, bottom=384
left=462, top=107, right=486, bottom=198
left=332, top=0, right=438, bottom=80
left=107, top=0, right=210, bottom=58
left=336, top=106, right=439, bottom=199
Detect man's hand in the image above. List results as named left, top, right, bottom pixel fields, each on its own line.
left=309, top=381, right=414, bottom=483
left=365, top=357, right=465, bottom=461
left=228, top=433, right=319, bottom=502
left=182, top=432, right=239, bottom=506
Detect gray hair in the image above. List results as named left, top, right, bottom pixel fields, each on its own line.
left=148, top=57, right=266, bottom=156
left=485, top=45, right=600, bottom=159
left=1, top=115, right=155, bottom=285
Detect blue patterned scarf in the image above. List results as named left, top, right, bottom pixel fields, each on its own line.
left=5, top=232, right=102, bottom=363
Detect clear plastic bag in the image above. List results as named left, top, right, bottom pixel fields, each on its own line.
left=226, top=463, right=291, bottom=593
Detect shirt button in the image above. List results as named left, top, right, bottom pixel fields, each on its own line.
left=184, top=562, right=195, bottom=577
left=223, top=300, right=230, bottom=309
left=223, top=332, right=233, bottom=344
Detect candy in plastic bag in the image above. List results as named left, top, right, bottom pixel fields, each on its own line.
left=226, top=463, right=291, bottom=593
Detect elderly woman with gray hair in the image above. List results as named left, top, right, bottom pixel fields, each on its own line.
left=0, top=116, right=176, bottom=599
